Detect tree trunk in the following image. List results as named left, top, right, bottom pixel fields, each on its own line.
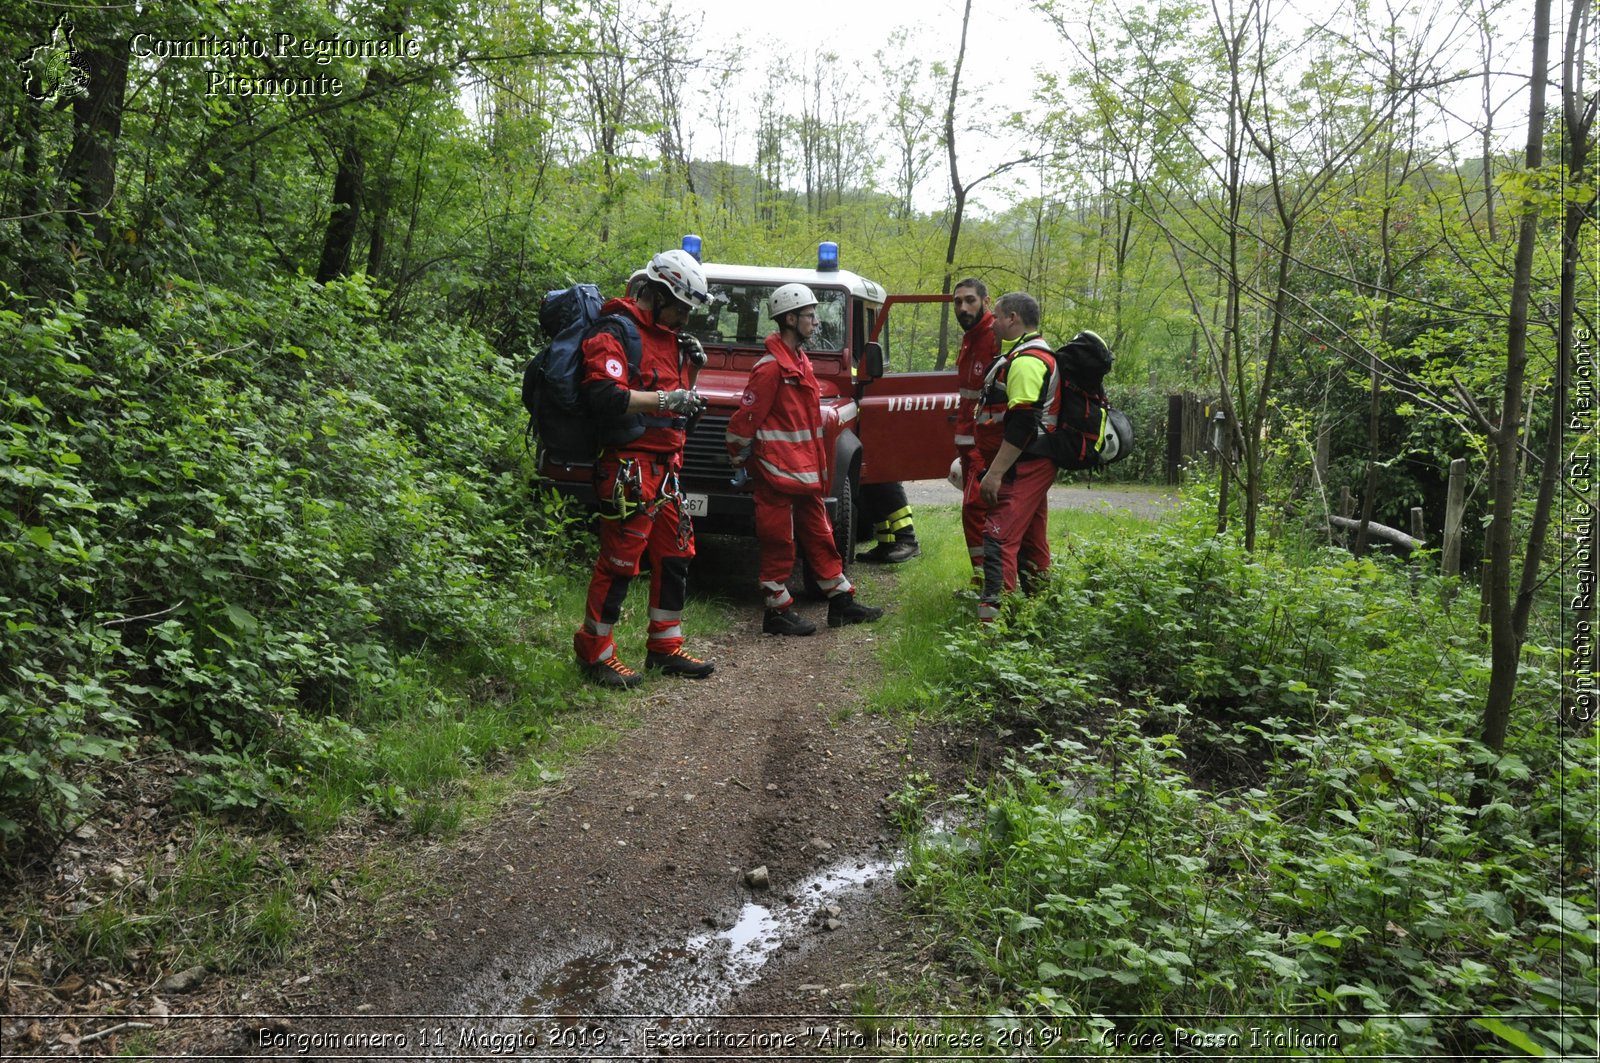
left=1479, top=0, right=1499, bottom=243
left=1356, top=203, right=1395, bottom=557
left=1516, top=0, right=1595, bottom=646
left=1480, top=0, right=1551, bottom=759
left=1354, top=359, right=1382, bottom=557
left=61, top=22, right=131, bottom=249
left=316, top=134, right=363, bottom=284
left=1244, top=218, right=1298, bottom=553
left=313, top=1, right=408, bottom=285
left=935, top=0, right=974, bottom=371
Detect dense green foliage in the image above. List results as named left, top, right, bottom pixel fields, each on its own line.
left=0, top=274, right=573, bottom=851
left=905, top=498, right=1593, bottom=1056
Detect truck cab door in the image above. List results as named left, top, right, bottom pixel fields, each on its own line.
left=852, top=295, right=961, bottom=485
left=855, top=370, right=961, bottom=483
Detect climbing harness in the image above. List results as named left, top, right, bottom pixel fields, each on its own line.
left=601, top=459, right=689, bottom=538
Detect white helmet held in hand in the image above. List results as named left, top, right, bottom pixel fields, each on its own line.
left=644, top=249, right=710, bottom=308
left=769, top=283, right=818, bottom=320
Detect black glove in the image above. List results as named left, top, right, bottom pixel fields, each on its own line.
left=677, top=333, right=708, bottom=368
left=659, top=388, right=705, bottom=416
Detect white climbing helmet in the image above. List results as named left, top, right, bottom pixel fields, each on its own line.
left=769, top=283, right=818, bottom=321
left=1101, top=407, right=1134, bottom=462
left=644, top=249, right=710, bottom=308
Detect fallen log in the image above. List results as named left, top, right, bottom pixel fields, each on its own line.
left=1328, top=514, right=1425, bottom=552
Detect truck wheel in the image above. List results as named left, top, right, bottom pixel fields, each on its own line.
left=833, top=465, right=858, bottom=573
left=799, top=464, right=858, bottom=600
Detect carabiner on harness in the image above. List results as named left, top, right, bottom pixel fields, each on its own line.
left=602, top=458, right=647, bottom=520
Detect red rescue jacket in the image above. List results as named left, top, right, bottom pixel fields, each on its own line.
left=956, top=311, right=1000, bottom=458
left=580, top=297, right=690, bottom=456
left=724, top=334, right=827, bottom=494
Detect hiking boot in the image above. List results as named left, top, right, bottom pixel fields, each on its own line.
left=880, top=540, right=921, bottom=563
left=645, top=647, right=715, bottom=679
left=855, top=540, right=920, bottom=564
left=855, top=542, right=891, bottom=563
left=828, top=592, right=884, bottom=628
left=582, top=656, right=643, bottom=689
left=763, top=607, right=816, bottom=636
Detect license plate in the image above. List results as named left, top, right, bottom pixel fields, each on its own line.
left=681, top=493, right=709, bottom=516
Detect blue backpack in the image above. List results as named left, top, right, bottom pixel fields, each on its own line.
left=521, top=284, right=644, bottom=464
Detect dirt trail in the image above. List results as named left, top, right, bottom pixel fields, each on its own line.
left=156, top=543, right=967, bottom=1060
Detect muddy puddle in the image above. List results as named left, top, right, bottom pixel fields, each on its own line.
left=432, top=854, right=899, bottom=1057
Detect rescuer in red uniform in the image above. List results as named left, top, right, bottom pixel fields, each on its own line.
left=726, top=284, right=884, bottom=636
left=952, top=276, right=1000, bottom=593
left=976, top=291, right=1059, bottom=624
left=572, top=249, right=717, bottom=688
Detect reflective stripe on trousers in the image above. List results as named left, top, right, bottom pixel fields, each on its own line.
left=872, top=504, right=915, bottom=544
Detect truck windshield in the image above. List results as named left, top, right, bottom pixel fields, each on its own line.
left=686, top=284, right=846, bottom=352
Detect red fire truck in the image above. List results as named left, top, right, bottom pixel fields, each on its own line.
left=538, top=238, right=960, bottom=567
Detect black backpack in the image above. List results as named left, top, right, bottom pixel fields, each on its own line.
left=521, top=284, right=645, bottom=464
left=1026, top=330, right=1134, bottom=469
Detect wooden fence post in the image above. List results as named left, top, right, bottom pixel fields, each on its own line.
left=1409, top=506, right=1426, bottom=595
left=1166, top=393, right=1184, bottom=485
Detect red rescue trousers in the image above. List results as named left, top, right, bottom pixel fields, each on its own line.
left=979, top=457, right=1055, bottom=621
left=573, top=454, right=694, bottom=666
left=960, top=452, right=990, bottom=576
left=753, top=479, right=852, bottom=611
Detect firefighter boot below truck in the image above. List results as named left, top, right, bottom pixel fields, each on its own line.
left=538, top=238, right=961, bottom=585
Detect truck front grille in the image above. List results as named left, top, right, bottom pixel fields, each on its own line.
left=682, top=414, right=735, bottom=482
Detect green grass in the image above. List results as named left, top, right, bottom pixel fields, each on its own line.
left=39, top=809, right=464, bottom=991
left=36, top=488, right=1178, bottom=997
left=868, top=500, right=1167, bottom=718
left=56, top=825, right=313, bottom=975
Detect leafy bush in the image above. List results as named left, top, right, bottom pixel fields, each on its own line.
left=912, top=723, right=1595, bottom=1056
left=913, top=504, right=1592, bottom=1057
left=941, top=495, right=1557, bottom=760
left=0, top=276, right=567, bottom=852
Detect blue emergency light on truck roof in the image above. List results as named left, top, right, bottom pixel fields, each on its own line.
left=817, top=241, right=839, bottom=272
left=682, top=234, right=703, bottom=262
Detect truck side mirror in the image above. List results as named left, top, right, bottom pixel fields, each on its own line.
left=860, top=341, right=885, bottom=381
